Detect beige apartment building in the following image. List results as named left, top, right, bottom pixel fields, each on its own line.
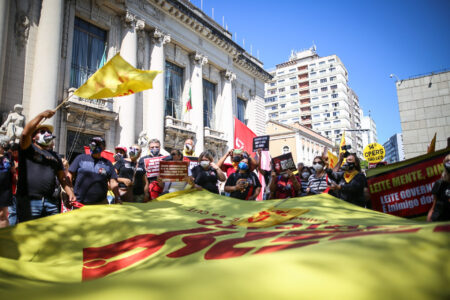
left=267, top=120, right=333, bottom=165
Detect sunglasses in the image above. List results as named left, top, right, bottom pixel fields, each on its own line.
left=313, top=162, right=323, bottom=165
left=39, top=129, right=52, bottom=134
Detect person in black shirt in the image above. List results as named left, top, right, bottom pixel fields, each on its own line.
left=16, top=110, right=76, bottom=222
left=427, top=154, right=450, bottom=221
left=0, top=138, right=15, bottom=227
left=225, top=158, right=261, bottom=200
left=115, top=145, right=141, bottom=202
left=68, top=137, right=120, bottom=205
left=327, top=153, right=367, bottom=207
left=191, top=150, right=226, bottom=194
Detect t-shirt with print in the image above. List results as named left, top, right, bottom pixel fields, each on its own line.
left=225, top=171, right=261, bottom=200
left=69, top=154, right=117, bottom=204
left=191, top=165, right=219, bottom=194
left=17, top=144, right=63, bottom=199
left=114, top=159, right=137, bottom=189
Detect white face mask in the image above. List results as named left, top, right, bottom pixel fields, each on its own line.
left=200, top=160, right=210, bottom=168
left=312, top=163, right=323, bottom=171
left=184, top=144, right=193, bottom=151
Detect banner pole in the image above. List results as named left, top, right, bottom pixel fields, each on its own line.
left=39, top=93, right=75, bottom=125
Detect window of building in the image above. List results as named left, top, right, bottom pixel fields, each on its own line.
left=331, top=93, right=338, bottom=98
left=312, top=106, right=319, bottom=111
left=330, top=76, right=336, bottom=81
left=334, top=130, right=341, bottom=134
left=324, top=121, right=330, bottom=125
left=322, top=104, right=329, bottom=110
left=320, top=78, right=327, bottom=83
left=278, top=79, right=285, bottom=83
left=333, top=111, right=340, bottom=116
left=268, top=89, right=276, bottom=95
left=310, top=80, right=317, bottom=84
left=319, top=70, right=326, bottom=73
left=291, top=109, right=299, bottom=113
left=279, top=95, right=286, bottom=99
left=290, top=93, right=297, bottom=96
left=280, top=104, right=286, bottom=108
left=322, top=95, right=329, bottom=99
left=310, top=72, right=316, bottom=76
left=332, top=102, right=339, bottom=107
left=329, top=67, right=336, bottom=71
left=333, top=120, right=341, bottom=124
left=309, top=63, right=316, bottom=67
left=289, top=77, right=296, bottom=80
left=292, top=117, right=299, bottom=122
left=279, top=88, right=285, bottom=92
left=325, top=131, right=331, bottom=136
left=278, top=71, right=285, bottom=75
left=330, top=84, right=338, bottom=89
left=313, top=123, right=321, bottom=127
left=290, top=85, right=297, bottom=90
left=70, top=17, right=107, bottom=88
left=270, top=82, right=276, bottom=86
left=164, top=61, right=184, bottom=119
left=313, top=114, right=320, bottom=118
left=289, top=68, right=296, bottom=72
left=319, top=61, right=325, bottom=65
left=271, top=105, right=277, bottom=110
left=291, top=101, right=297, bottom=105
left=321, top=87, right=328, bottom=91
left=312, top=97, right=319, bottom=101
left=203, top=79, right=216, bottom=128
left=280, top=111, right=287, bottom=115
left=237, top=98, right=247, bottom=124
left=311, top=89, right=318, bottom=94
left=323, top=113, right=330, bottom=117
left=328, top=58, right=335, bottom=62
left=265, top=96, right=277, bottom=103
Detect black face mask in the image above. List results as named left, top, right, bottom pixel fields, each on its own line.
left=232, top=156, right=242, bottom=163
left=341, top=163, right=355, bottom=171
left=445, top=161, right=450, bottom=172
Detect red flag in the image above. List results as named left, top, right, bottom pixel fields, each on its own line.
left=234, top=117, right=256, bottom=154
left=185, top=88, right=192, bottom=112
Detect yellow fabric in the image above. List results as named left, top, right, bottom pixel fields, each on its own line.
left=343, top=170, right=359, bottom=183
left=427, top=132, right=436, bottom=153
left=74, top=53, right=161, bottom=99
left=0, top=191, right=448, bottom=299
left=231, top=207, right=309, bottom=228
left=327, top=150, right=338, bottom=168
left=339, top=131, right=346, bottom=155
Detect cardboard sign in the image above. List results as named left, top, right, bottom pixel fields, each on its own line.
left=252, top=135, right=270, bottom=152
left=159, top=161, right=189, bottom=182
left=143, top=156, right=166, bottom=178
left=184, top=156, right=199, bottom=169
left=366, top=149, right=448, bottom=218
left=272, top=153, right=297, bottom=174
left=363, top=143, right=385, bottom=163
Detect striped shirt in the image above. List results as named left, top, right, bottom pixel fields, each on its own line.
left=307, top=173, right=329, bottom=194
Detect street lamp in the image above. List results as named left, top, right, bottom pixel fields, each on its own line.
left=389, top=74, right=402, bottom=86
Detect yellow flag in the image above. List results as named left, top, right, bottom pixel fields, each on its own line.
left=427, top=132, right=436, bottom=153
left=73, top=53, right=161, bottom=99
left=339, top=130, right=346, bottom=155
left=0, top=191, right=448, bottom=299
left=327, top=150, right=338, bottom=168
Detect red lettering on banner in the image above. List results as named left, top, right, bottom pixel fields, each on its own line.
left=204, top=231, right=281, bottom=260
left=433, top=224, right=450, bottom=232
left=247, top=211, right=270, bottom=223
left=82, top=227, right=212, bottom=281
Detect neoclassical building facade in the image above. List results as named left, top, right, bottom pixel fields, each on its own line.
left=0, top=0, right=271, bottom=159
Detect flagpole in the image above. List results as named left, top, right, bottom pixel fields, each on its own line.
left=39, top=93, right=75, bottom=125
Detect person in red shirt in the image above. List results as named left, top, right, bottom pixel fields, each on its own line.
left=217, top=149, right=258, bottom=177
left=269, top=169, right=301, bottom=199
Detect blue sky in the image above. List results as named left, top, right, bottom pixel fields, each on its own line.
left=188, top=0, right=450, bottom=143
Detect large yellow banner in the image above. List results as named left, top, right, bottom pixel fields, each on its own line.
left=0, top=191, right=449, bottom=299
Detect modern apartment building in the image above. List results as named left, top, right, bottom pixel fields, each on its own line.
left=383, top=133, right=405, bottom=163
left=361, top=115, right=378, bottom=146
left=264, top=47, right=363, bottom=156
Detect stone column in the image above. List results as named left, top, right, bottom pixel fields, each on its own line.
left=28, top=0, right=64, bottom=126
left=0, top=0, right=10, bottom=105
left=145, top=29, right=170, bottom=147
left=118, top=12, right=139, bottom=145
left=221, top=69, right=236, bottom=149
left=190, top=52, right=208, bottom=154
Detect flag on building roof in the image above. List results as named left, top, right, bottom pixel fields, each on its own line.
left=74, top=53, right=161, bottom=99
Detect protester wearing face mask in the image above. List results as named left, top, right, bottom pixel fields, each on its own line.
left=269, top=169, right=301, bottom=199
left=114, top=146, right=127, bottom=163
left=224, top=158, right=261, bottom=200
left=190, top=150, right=226, bottom=194
left=306, top=156, right=329, bottom=195
left=114, top=145, right=141, bottom=202
left=299, top=166, right=312, bottom=196
left=427, top=154, right=450, bottom=222
left=138, top=138, right=164, bottom=201
left=68, top=137, right=120, bottom=205
left=16, top=110, right=76, bottom=222
left=182, top=138, right=196, bottom=157
left=327, top=153, right=367, bottom=207
left=217, top=149, right=258, bottom=177
left=0, top=138, right=15, bottom=227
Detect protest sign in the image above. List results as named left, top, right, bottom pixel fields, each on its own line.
left=366, top=148, right=448, bottom=217
left=159, top=161, right=189, bottom=182
left=143, top=156, right=166, bottom=178
left=363, top=143, right=385, bottom=163
left=272, top=153, right=297, bottom=174
left=252, top=135, right=270, bottom=152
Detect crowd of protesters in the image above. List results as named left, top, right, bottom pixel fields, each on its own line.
left=0, top=109, right=449, bottom=227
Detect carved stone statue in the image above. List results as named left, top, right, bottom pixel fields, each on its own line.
left=0, top=104, right=26, bottom=143
left=138, top=130, right=150, bottom=156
